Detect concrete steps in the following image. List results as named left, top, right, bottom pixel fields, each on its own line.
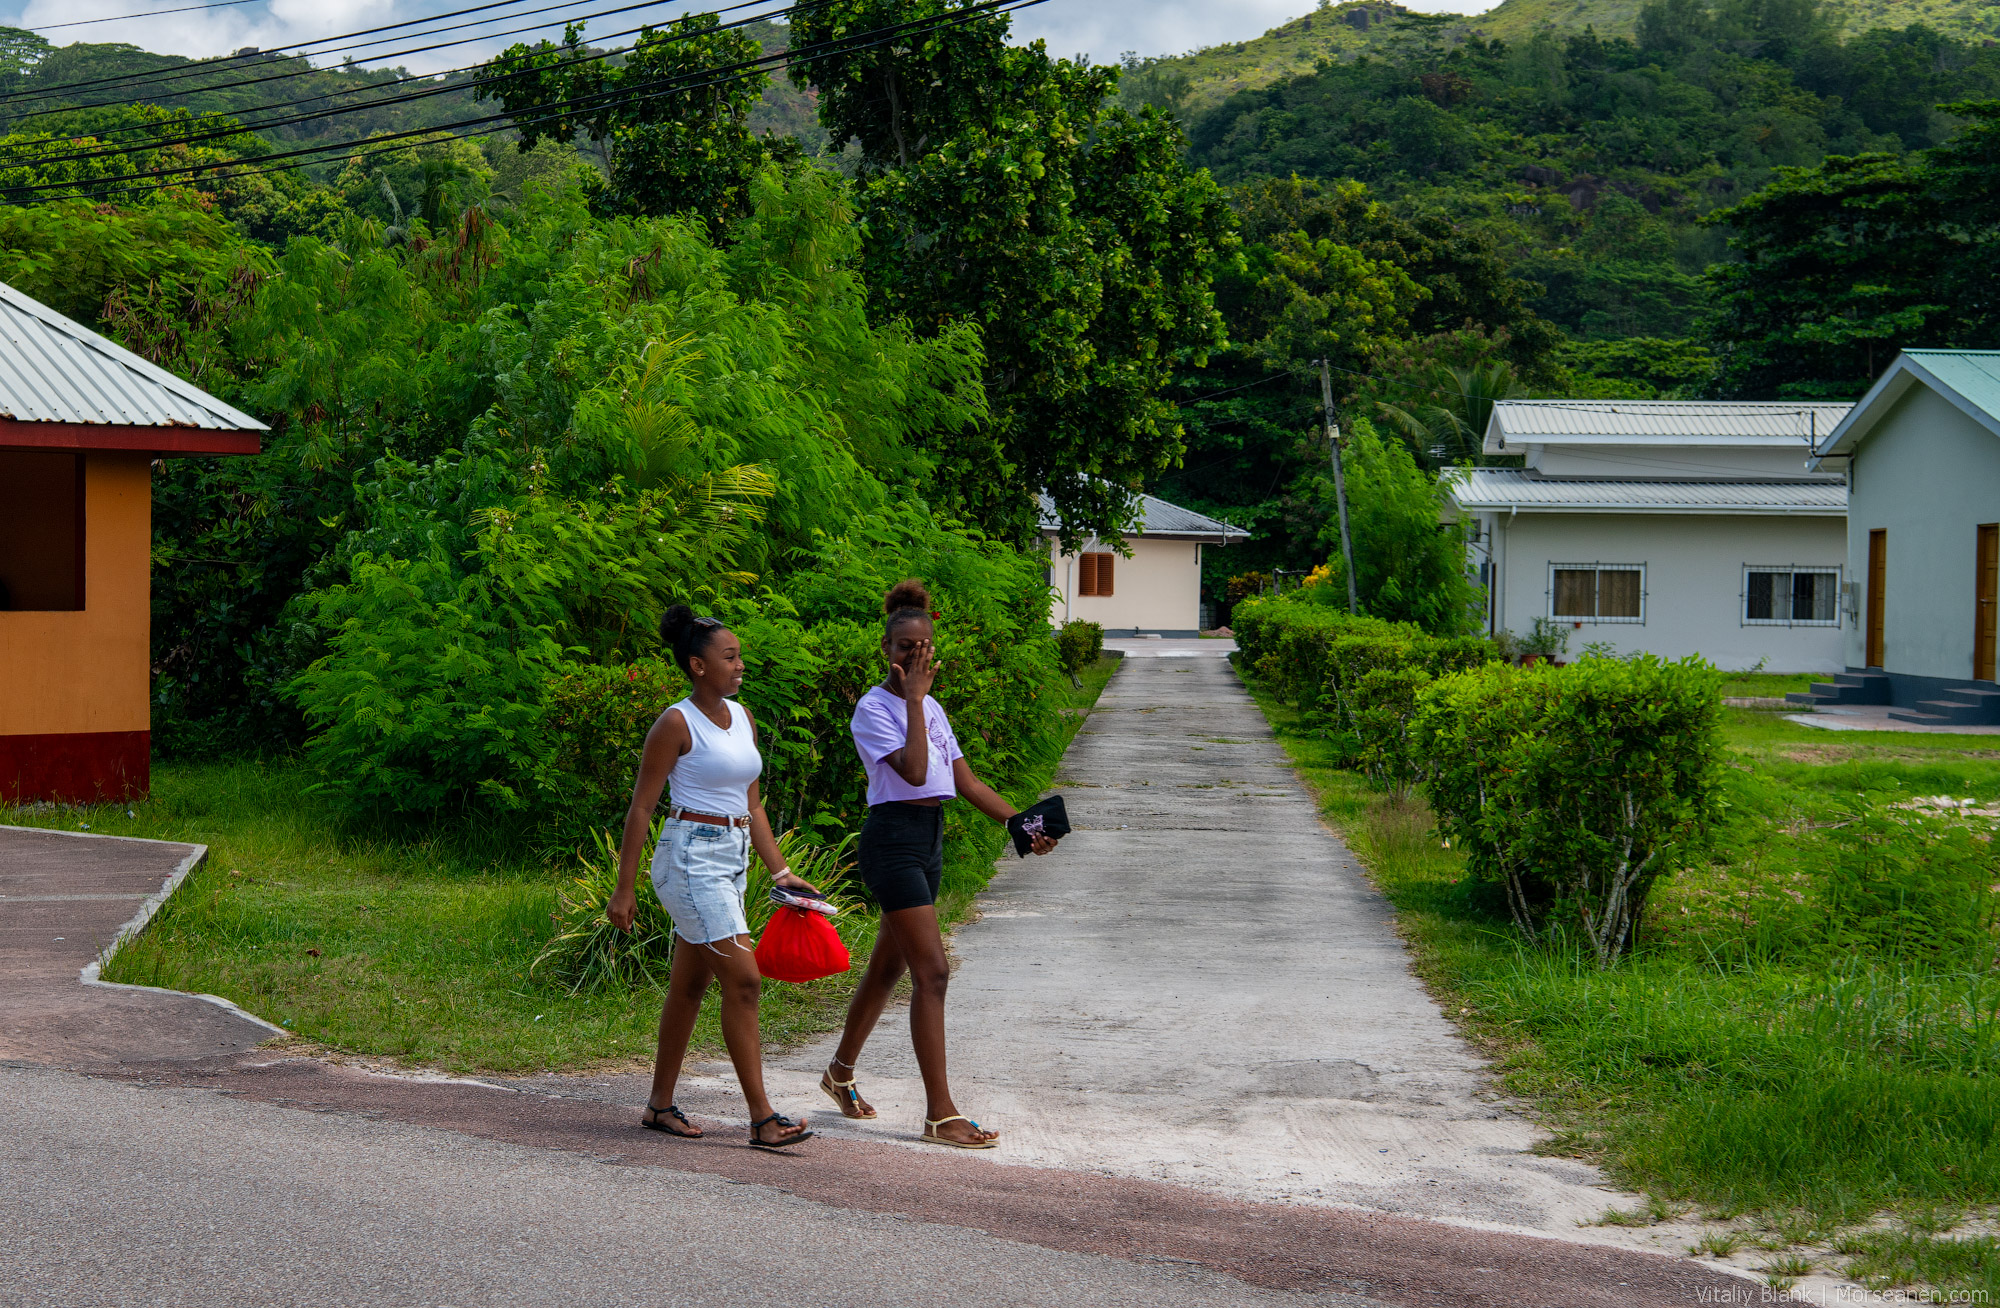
left=1890, top=686, right=2000, bottom=726
left=1785, top=671, right=1892, bottom=709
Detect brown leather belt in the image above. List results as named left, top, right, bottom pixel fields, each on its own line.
left=668, top=807, right=751, bottom=829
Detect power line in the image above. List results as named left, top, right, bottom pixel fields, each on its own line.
left=7, top=0, right=1040, bottom=205
left=32, top=0, right=265, bottom=31
left=0, top=0, right=767, bottom=162
left=1, top=0, right=600, bottom=111
left=0, top=0, right=812, bottom=174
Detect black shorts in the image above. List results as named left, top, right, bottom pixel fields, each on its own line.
left=858, top=802, right=945, bottom=913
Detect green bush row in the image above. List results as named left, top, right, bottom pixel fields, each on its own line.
left=1238, top=593, right=1725, bottom=964
left=1232, top=593, right=1490, bottom=786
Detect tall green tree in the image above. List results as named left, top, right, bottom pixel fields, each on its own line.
left=1701, top=101, right=2000, bottom=397
left=791, top=0, right=1235, bottom=546
left=480, top=13, right=792, bottom=228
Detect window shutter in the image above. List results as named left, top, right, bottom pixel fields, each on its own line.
left=1095, top=552, right=1114, bottom=596
left=1077, top=553, right=1098, bottom=596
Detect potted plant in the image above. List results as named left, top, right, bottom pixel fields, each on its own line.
left=1519, top=617, right=1571, bottom=667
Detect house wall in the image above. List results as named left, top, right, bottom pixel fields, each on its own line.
left=0, top=451, right=151, bottom=801
left=1844, top=384, right=2000, bottom=679
left=1048, top=536, right=1204, bottom=634
left=1529, top=443, right=1823, bottom=478
left=1487, top=509, right=1848, bottom=671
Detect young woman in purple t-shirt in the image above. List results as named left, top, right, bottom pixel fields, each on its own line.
left=819, top=579, right=1060, bottom=1148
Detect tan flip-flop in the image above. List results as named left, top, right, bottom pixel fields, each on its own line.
left=821, top=1069, right=878, bottom=1119
left=922, top=1114, right=997, bottom=1149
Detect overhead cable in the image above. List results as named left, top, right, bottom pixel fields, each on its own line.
left=5, top=0, right=1041, bottom=204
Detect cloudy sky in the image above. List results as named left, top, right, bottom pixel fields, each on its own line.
left=2, top=0, right=1496, bottom=76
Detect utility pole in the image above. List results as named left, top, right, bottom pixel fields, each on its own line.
left=1319, top=358, right=1359, bottom=615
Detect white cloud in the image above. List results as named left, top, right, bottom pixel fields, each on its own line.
left=1005, top=0, right=1498, bottom=64
left=0, top=0, right=1501, bottom=80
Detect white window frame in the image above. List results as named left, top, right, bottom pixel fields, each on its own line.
left=1548, top=561, right=1647, bottom=625
left=1741, top=564, right=1843, bottom=628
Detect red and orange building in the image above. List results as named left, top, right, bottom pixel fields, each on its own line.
left=0, top=281, right=263, bottom=804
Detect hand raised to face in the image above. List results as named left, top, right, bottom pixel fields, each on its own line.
left=888, top=638, right=940, bottom=701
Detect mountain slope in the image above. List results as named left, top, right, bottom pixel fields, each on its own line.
left=1134, top=0, right=2000, bottom=116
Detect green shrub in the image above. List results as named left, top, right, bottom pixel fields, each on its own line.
left=1415, top=655, right=1725, bottom=966
left=1234, top=593, right=1493, bottom=771
left=1055, top=620, right=1104, bottom=683
left=532, top=824, right=865, bottom=994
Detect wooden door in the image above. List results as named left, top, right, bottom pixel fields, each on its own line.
left=1978, top=525, right=1999, bottom=681
left=1866, top=529, right=1887, bottom=668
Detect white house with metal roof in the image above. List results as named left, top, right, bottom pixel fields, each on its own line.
left=1448, top=400, right=1851, bottom=671
left=1041, top=491, right=1247, bottom=635
left=1799, top=350, right=2000, bottom=724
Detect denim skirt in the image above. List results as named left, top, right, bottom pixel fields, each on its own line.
left=649, top=817, right=751, bottom=945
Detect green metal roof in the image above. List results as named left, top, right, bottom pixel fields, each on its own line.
left=1814, top=350, right=2000, bottom=463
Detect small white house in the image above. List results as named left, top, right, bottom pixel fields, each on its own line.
left=1806, top=350, right=2000, bottom=724
left=1449, top=400, right=1852, bottom=671
left=1043, top=492, right=1247, bottom=636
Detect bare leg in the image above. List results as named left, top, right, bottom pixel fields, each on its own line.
left=881, top=906, right=997, bottom=1146
left=647, top=934, right=713, bottom=1135
left=703, top=936, right=809, bottom=1146
left=823, top=923, right=912, bottom=1118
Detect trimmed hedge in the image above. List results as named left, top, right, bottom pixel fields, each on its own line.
left=1237, top=595, right=1726, bottom=964
left=1233, top=594, right=1491, bottom=775
left=1414, top=655, right=1725, bottom=966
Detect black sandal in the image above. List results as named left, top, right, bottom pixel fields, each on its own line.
left=749, top=1112, right=814, bottom=1150
left=641, top=1101, right=702, bottom=1138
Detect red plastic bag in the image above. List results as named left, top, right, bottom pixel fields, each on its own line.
left=755, top=907, right=850, bottom=983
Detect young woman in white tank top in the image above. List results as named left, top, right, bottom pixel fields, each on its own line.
left=607, top=604, right=820, bottom=1150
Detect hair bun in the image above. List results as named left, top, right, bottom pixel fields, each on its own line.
left=884, top=578, right=931, bottom=615
left=659, top=603, right=696, bottom=644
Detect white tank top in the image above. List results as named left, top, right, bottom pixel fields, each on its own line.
left=666, top=697, right=763, bottom=817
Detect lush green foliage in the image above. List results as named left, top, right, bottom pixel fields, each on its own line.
left=480, top=14, right=796, bottom=228
left=1181, top=0, right=2000, bottom=345
left=1416, top=654, right=1726, bottom=964
left=791, top=0, right=1235, bottom=547
left=1700, top=100, right=2000, bottom=396
left=263, top=170, right=1063, bottom=843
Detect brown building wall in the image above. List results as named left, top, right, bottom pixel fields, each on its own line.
left=0, top=451, right=151, bottom=801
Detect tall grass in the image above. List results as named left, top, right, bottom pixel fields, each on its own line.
left=1241, top=668, right=2000, bottom=1242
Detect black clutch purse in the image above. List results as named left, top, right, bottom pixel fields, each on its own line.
left=1007, top=795, right=1070, bottom=857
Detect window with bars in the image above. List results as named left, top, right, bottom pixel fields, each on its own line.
left=1077, top=552, right=1115, bottom=597
left=1549, top=563, right=1645, bottom=624
left=1743, top=566, right=1840, bottom=626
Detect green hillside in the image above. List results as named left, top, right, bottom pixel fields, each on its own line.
left=1475, top=0, right=2000, bottom=41
left=1131, top=0, right=2000, bottom=116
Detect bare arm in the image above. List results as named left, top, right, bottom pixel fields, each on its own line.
left=608, top=708, right=689, bottom=932
left=952, top=757, right=1059, bottom=855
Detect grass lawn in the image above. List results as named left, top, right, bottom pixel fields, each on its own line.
left=1242, top=680, right=2000, bottom=1298
left=1718, top=670, right=1820, bottom=698
left=5, top=654, right=1121, bottom=1075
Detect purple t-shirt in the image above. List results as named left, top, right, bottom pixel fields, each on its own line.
left=851, top=685, right=964, bottom=806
